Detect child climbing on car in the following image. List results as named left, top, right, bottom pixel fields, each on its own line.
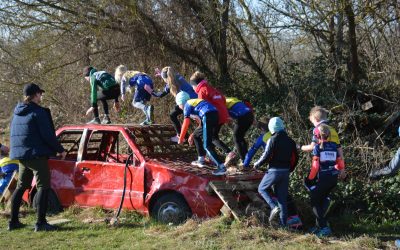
left=225, top=97, right=254, bottom=165
left=304, top=124, right=344, bottom=237
left=189, top=71, right=236, bottom=166
left=242, top=116, right=271, bottom=169
left=83, top=66, right=121, bottom=124
left=115, top=65, right=155, bottom=125
left=152, top=66, right=197, bottom=141
left=175, top=92, right=227, bottom=176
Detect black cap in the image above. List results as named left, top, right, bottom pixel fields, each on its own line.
left=83, top=66, right=94, bottom=77
left=23, top=83, right=45, bottom=96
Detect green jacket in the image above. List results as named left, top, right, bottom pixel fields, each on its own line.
left=89, top=69, right=117, bottom=105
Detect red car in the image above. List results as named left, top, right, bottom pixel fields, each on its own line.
left=25, top=124, right=264, bottom=223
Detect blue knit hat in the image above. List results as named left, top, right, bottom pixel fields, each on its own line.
left=268, top=117, right=285, bottom=134
left=175, top=91, right=190, bottom=105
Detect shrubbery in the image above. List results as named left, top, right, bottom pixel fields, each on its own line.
left=228, top=56, right=400, bottom=221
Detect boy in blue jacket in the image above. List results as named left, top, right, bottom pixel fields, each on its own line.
left=225, top=98, right=254, bottom=164
left=175, top=92, right=227, bottom=176
left=254, top=117, right=298, bottom=227
left=9, top=83, right=66, bottom=232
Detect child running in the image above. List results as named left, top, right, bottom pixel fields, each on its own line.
left=304, top=124, right=344, bottom=237
left=225, top=97, right=254, bottom=164
left=83, top=66, right=121, bottom=124
left=254, top=117, right=298, bottom=227
left=189, top=71, right=235, bottom=165
left=152, top=66, right=197, bottom=141
left=300, top=106, right=345, bottom=178
left=115, top=65, right=155, bottom=125
left=175, top=92, right=227, bottom=176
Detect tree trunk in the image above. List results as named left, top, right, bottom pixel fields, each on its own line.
left=335, top=0, right=345, bottom=82
left=217, top=0, right=232, bottom=89
left=344, top=0, right=360, bottom=85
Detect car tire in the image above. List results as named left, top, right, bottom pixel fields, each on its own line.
left=151, top=193, right=192, bottom=224
left=33, top=188, right=63, bottom=215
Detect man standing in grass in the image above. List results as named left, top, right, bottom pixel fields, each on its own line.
left=8, top=83, right=66, bottom=232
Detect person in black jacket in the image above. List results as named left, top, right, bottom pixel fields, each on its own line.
left=254, top=117, right=298, bottom=227
left=8, top=83, right=66, bottom=232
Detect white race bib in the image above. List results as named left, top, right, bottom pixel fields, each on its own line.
left=320, top=151, right=337, bottom=162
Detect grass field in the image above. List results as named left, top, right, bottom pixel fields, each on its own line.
left=0, top=205, right=399, bottom=250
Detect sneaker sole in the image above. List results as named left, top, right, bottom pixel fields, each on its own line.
left=191, top=163, right=206, bottom=168
left=269, top=209, right=280, bottom=222
left=212, top=171, right=226, bottom=176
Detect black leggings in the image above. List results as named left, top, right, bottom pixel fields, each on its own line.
left=310, top=172, right=338, bottom=228
left=170, top=105, right=183, bottom=135
left=212, top=124, right=231, bottom=154
left=193, top=111, right=223, bottom=166
left=234, top=112, right=254, bottom=161
left=93, top=85, right=120, bottom=118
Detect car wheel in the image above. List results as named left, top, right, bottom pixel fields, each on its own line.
left=33, top=188, right=63, bottom=215
left=151, top=193, right=192, bottom=224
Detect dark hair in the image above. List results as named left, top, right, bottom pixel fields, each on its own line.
left=83, top=66, right=94, bottom=77
left=189, top=71, right=205, bottom=86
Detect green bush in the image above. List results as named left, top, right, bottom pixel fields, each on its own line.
left=228, top=55, right=400, bottom=221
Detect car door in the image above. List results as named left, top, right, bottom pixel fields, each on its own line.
left=74, top=129, right=145, bottom=210
left=99, top=130, right=145, bottom=210
left=48, top=129, right=83, bottom=206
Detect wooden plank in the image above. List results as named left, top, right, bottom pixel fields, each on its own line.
left=0, top=171, right=18, bottom=203
left=208, top=181, right=243, bottom=220
left=209, top=180, right=260, bottom=192
left=217, top=190, right=243, bottom=220
left=220, top=205, right=233, bottom=218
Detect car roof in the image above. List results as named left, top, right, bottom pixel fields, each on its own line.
left=60, top=123, right=171, bottom=130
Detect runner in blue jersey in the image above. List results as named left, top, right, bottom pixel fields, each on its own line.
left=175, top=92, right=227, bottom=176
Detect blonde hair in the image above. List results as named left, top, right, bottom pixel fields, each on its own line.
left=318, top=124, right=331, bottom=150
left=189, top=71, right=205, bottom=84
left=309, top=106, right=328, bottom=122
left=23, top=95, right=34, bottom=104
left=162, top=66, right=180, bottom=97
left=115, top=65, right=128, bottom=83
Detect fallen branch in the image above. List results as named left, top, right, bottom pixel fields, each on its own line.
left=375, top=111, right=400, bottom=141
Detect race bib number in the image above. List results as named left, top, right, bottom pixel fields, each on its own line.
left=320, top=151, right=337, bottom=162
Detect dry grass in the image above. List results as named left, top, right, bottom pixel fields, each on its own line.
left=0, top=206, right=398, bottom=249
